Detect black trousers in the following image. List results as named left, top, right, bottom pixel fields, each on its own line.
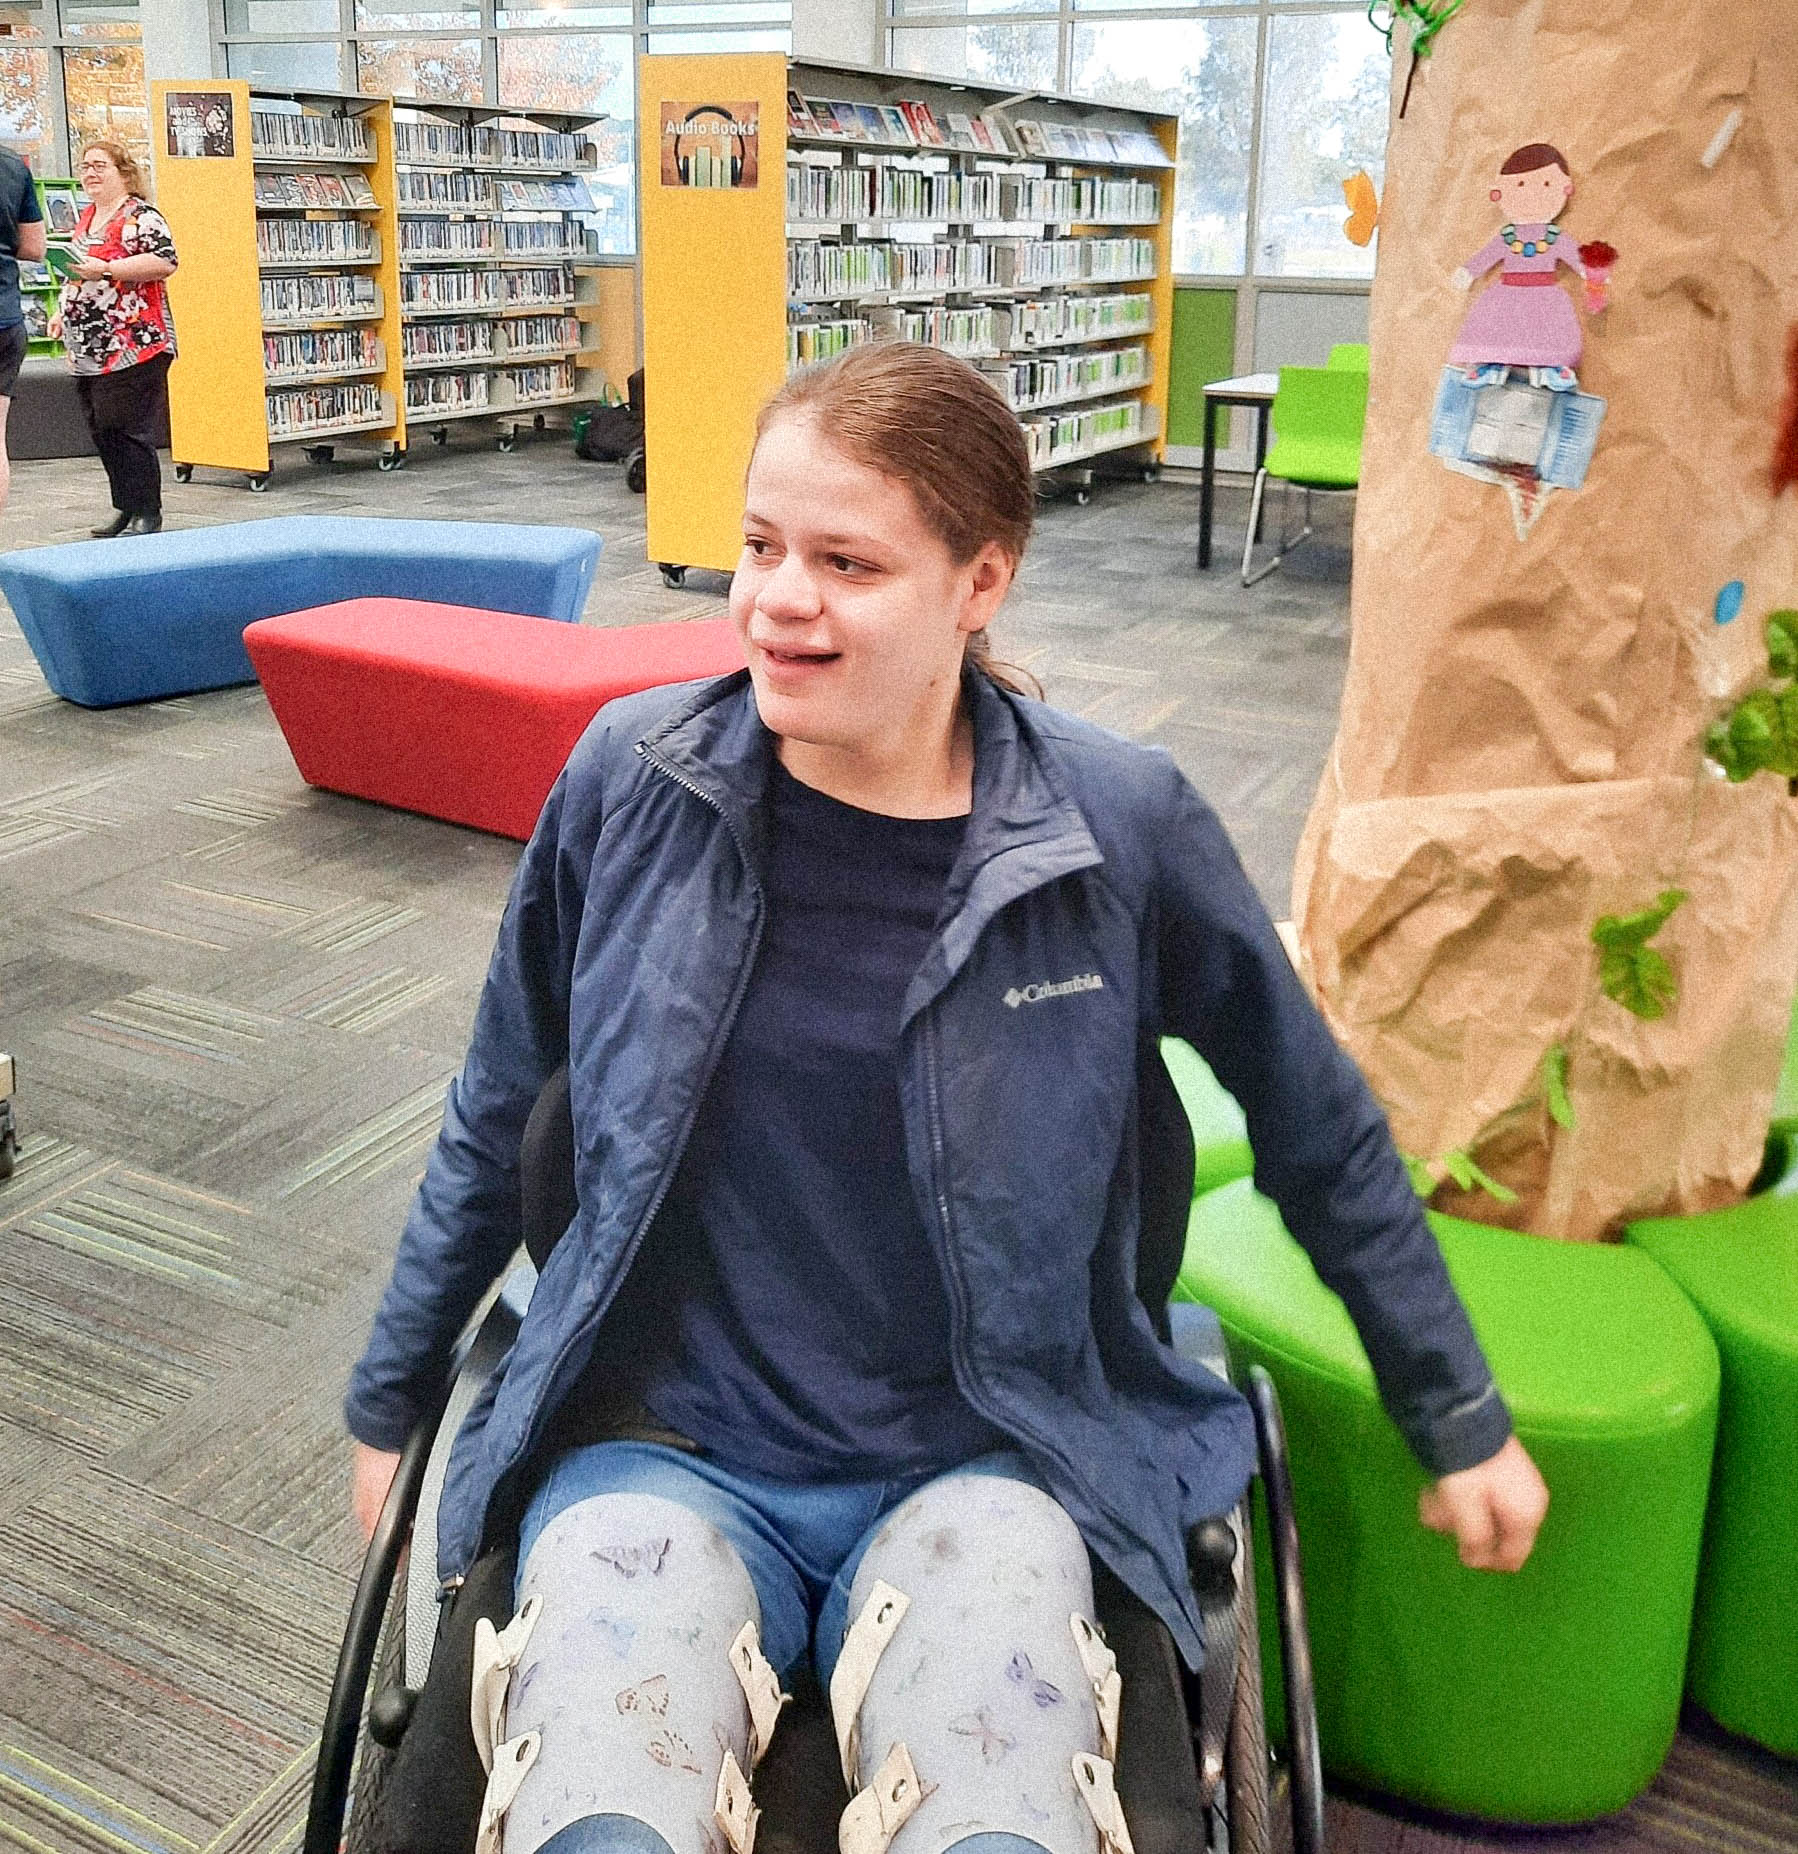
left=74, top=351, right=170, bottom=517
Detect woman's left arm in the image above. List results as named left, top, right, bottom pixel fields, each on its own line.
left=1149, top=762, right=1547, bottom=1568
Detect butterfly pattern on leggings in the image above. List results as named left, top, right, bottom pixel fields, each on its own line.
left=1005, top=1650, right=1063, bottom=1708
left=615, top=1673, right=671, bottom=1717
left=592, top=1536, right=672, bottom=1579
left=647, top=1727, right=702, bottom=1774
left=948, top=1706, right=1017, bottom=1762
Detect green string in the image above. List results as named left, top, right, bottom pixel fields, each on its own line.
left=1367, top=0, right=1467, bottom=60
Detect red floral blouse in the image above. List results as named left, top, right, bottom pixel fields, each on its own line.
left=60, top=198, right=178, bottom=375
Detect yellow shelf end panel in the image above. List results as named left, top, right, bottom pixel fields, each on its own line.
left=639, top=52, right=790, bottom=576
left=1143, top=115, right=1178, bottom=462
left=361, top=96, right=408, bottom=454
left=153, top=80, right=271, bottom=476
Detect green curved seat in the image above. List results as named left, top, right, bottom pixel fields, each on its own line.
left=1159, top=1036, right=1253, bottom=1197
left=1176, top=1179, right=1719, bottom=1822
left=1627, top=1189, right=1798, bottom=1756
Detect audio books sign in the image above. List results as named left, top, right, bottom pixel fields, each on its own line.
left=660, top=102, right=760, bottom=190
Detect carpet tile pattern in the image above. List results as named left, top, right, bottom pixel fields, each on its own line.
left=0, top=436, right=1791, bottom=1854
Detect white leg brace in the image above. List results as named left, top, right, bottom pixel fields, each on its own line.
left=477, top=1492, right=787, bottom=1854
left=829, top=1474, right=1127, bottom=1854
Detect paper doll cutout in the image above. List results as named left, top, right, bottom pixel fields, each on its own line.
left=1429, top=368, right=1607, bottom=538
left=1449, top=144, right=1606, bottom=391
left=1342, top=170, right=1380, bottom=247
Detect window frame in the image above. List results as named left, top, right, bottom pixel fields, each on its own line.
left=0, top=0, right=148, bottom=174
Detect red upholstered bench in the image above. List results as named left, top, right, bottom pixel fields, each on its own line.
left=245, top=599, right=744, bottom=840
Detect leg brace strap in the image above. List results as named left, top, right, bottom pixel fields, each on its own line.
left=471, top=1596, right=543, bottom=1773
left=837, top=1742, right=924, bottom=1854
left=828, top=1580, right=911, bottom=1790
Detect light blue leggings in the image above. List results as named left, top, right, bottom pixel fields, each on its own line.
left=485, top=1443, right=1115, bottom=1854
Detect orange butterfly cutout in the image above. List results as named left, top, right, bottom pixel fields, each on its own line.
left=1342, top=170, right=1380, bottom=247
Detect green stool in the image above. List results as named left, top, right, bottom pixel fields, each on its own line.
left=1176, top=1179, right=1719, bottom=1821
left=1160, top=1036, right=1253, bottom=1197
left=1628, top=1190, right=1798, bottom=1756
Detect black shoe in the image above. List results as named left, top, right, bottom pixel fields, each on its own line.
left=121, top=514, right=162, bottom=535
left=90, top=511, right=131, bottom=538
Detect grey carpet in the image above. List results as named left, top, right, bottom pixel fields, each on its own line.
left=0, top=432, right=1790, bottom=1853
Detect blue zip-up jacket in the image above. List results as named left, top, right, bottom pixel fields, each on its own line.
left=346, top=669, right=1512, bottom=1666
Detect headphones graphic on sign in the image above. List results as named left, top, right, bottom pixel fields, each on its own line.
left=673, top=105, right=747, bottom=188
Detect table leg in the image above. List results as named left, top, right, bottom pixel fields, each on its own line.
left=1198, top=397, right=1218, bottom=570
left=1253, top=405, right=1271, bottom=543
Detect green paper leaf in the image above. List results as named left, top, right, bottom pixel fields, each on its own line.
left=1440, top=1147, right=1518, bottom=1204
left=1591, top=888, right=1687, bottom=953
left=1706, top=718, right=1751, bottom=781
left=1543, top=1043, right=1575, bottom=1129
left=1768, top=610, right=1798, bottom=681
left=1600, top=944, right=1678, bottom=1019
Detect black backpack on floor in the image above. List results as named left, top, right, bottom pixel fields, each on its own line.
left=576, top=367, right=643, bottom=464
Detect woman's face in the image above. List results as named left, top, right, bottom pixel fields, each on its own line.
left=730, top=410, right=1013, bottom=760
left=80, top=149, right=124, bottom=200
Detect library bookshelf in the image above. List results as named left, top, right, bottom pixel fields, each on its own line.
left=638, top=52, right=1176, bottom=582
left=156, top=81, right=405, bottom=488
left=154, top=82, right=607, bottom=487
left=389, top=102, right=606, bottom=452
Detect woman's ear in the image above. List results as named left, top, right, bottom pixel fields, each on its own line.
left=958, top=542, right=1016, bottom=636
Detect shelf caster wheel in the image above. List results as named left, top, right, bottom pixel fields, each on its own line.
left=0, top=1130, right=13, bottom=1182
left=173, top=462, right=192, bottom=484
left=248, top=471, right=272, bottom=493
left=1139, top=465, right=1160, bottom=485
left=660, top=564, right=687, bottom=589
left=303, top=444, right=335, bottom=465
left=1071, top=487, right=1091, bottom=507
left=497, top=430, right=517, bottom=453
left=377, top=448, right=406, bottom=472
left=431, top=427, right=449, bottom=447
left=532, top=412, right=546, bottom=431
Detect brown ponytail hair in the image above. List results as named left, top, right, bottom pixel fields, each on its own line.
left=755, top=341, right=1042, bottom=697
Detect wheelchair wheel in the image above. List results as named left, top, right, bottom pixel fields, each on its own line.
left=1223, top=1508, right=1274, bottom=1854
left=344, top=1546, right=410, bottom=1854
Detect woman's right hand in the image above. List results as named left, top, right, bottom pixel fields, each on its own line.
left=352, top=1440, right=403, bottom=1542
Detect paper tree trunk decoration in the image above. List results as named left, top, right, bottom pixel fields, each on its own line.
left=1293, top=0, right=1798, bottom=1239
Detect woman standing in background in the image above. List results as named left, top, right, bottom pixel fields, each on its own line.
left=58, top=140, right=177, bottom=536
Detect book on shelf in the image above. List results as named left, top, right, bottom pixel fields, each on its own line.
left=266, top=379, right=385, bottom=437
left=261, top=272, right=380, bottom=321
left=877, top=105, right=915, bottom=148
left=967, top=117, right=997, bottom=155
left=250, top=108, right=372, bottom=162
left=403, top=319, right=495, bottom=363
left=264, top=326, right=381, bottom=378
left=1013, top=119, right=1049, bottom=159
left=979, top=112, right=1018, bottom=157
left=943, top=113, right=982, bottom=153
left=827, top=101, right=866, bottom=141
left=852, top=103, right=888, bottom=143
left=407, top=369, right=490, bottom=413
left=506, top=359, right=576, bottom=402
left=402, top=267, right=503, bottom=312
left=787, top=90, right=821, bottom=137
left=257, top=218, right=378, bottom=263
left=802, top=98, right=845, bottom=139
left=898, top=100, right=946, bottom=148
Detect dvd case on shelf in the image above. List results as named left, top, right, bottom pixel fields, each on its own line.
left=250, top=109, right=373, bottom=162
left=266, top=380, right=386, bottom=436
left=260, top=272, right=381, bottom=323
left=403, top=319, right=496, bottom=365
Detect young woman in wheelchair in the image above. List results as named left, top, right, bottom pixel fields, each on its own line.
left=345, top=343, right=1548, bottom=1854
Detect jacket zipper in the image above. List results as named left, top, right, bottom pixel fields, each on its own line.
left=447, top=748, right=765, bottom=1583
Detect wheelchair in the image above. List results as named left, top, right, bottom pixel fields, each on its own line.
left=305, top=1051, right=1327, bottom=1854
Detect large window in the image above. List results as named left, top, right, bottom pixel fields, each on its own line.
left=220, top=0, right=790, bottom=253
left=889, top=0, right=1389, bottom=281
left=0, top=0, right=145, bottom=176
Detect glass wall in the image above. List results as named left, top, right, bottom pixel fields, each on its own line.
left=890, top=0, right=1389, bottom=283
left=0, top=0, right=145, bottom=175
left=220, top=0, right=790, bottom=252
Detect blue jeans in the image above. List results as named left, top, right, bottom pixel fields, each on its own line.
left=518, top=1440, right=1045, bottom=1687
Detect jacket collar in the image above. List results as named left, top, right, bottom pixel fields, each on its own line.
left=636, top=668, right=1104, bottom=1007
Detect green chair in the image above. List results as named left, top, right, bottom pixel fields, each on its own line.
left=1628, top=1190, right=1798, bottom=1756
left=1176, top=1178, right=1719, bottom=1822
left=1327, top=342, right=1370, bottom=370
left=1241, top=365, right=1367, bottom=588
left=1160, top=1036, right=1253, bottom=1198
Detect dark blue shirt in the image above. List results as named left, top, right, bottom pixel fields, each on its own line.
left=618, top=756, right=1006, bottom=1481
left=0, top=149, right=42, bottom=330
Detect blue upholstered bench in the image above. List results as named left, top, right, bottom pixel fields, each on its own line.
left=0, top=516, right=603, bottom=708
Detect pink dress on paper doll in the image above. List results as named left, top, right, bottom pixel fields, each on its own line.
left=1448, top=222, right=1586, bottom=371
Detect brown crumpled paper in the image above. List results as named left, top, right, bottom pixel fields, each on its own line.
left=1293, top=0, right=1798, bottom=1239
